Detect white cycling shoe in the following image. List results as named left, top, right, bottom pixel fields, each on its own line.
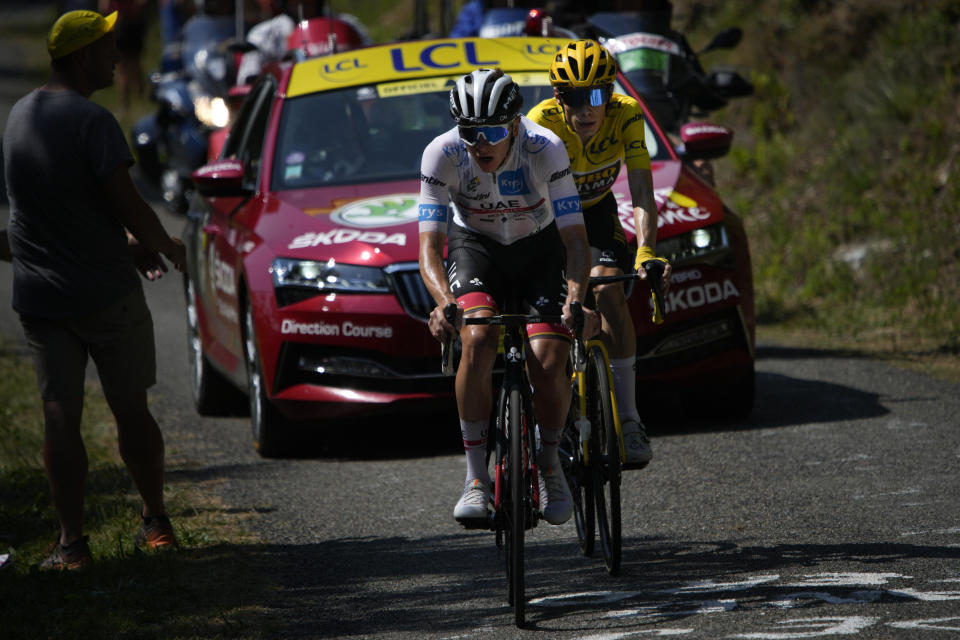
left=538, top=464, right=572, bottom=525
left=622, top=419, right=653, bottom=469
left=454, top=478, right=493, bottom=525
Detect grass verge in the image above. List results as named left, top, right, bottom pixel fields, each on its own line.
left=0, top=337, right=272, bottom=639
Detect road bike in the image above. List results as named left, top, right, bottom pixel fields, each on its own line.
left=561, top=261, right=667, bottom=576
left=442, top=302, right=561, bottom=628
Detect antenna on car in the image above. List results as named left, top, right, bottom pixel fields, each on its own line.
left=326, top=0, right=338, bottom=55
left=297, top=0, right=308, bottom=55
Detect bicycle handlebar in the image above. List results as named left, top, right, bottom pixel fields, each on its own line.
left=463, top=314, right=563, bottom=326
left=588, top=262, right=668, bottom=325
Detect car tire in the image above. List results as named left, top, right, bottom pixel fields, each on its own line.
left=184, top=277, right=244, bottom=416
left=243, top=299, right=289, bottom=457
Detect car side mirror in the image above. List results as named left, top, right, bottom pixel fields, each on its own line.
left=191, top=159, right=251, bottom=197
left=679, top=122, right=733, bottom=160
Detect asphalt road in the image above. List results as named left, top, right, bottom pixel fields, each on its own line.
left=3, top=8, right=960, bottom=639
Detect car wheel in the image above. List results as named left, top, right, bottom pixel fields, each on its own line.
left=243, top=299, right=289, bottom=457
left=184, top=277, right=243, bottom=416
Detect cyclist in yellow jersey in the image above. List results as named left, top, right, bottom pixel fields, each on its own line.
left=528, top=39, right=672, bottom=467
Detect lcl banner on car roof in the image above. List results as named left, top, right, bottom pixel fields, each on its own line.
left=287, top=37, right=568, bottom=97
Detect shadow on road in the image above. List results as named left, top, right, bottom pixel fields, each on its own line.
left=647, top=346, right=891, bottom=436
left=14, top=531, right=946, bottom=638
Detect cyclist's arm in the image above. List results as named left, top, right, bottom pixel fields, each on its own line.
left=417, top=135, right=458, bottom=340
left=627, top=166, right=658, bottom=252
left=628, top=167, right=672, bottom=290
left=419, top=229, right=454, bottom=309
left=558, top=222, right=591, bottom=306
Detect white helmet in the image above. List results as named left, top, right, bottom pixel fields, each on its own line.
left=449, top=68, right=524, bottom=126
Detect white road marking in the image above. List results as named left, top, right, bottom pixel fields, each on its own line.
left=780, top=573, right=905, bottom=587
left=888, top=616, right=960, bottom=631
left=901, top=527, right=960, bottom=536
left=732, top=616, right=879, bottom=638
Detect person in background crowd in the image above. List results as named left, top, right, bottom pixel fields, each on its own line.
left=99, top=0, right=148, bottom=115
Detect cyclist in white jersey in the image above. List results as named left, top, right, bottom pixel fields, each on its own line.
left=419, top=68, right=599, bottom=527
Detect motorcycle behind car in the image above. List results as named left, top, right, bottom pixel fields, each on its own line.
left=132, top=12, right=241, bottom=213
left=586, top=10, right=754, bottom=135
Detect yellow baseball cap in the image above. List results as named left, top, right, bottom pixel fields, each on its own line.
left=47, top=10, right=118, bottom=60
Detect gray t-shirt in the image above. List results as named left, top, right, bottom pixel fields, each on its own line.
left=4, top=89, right=140, bottom=318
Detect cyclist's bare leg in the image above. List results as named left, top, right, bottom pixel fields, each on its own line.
left=527, top=335, right=575, bottom=523
left=591, top=264, right=636, bottom=360
left=591, top=265, right=646, bottom=440
left=526, top=336, right=573, bottom=455
left=453, top=318, right=501, bottom=520
left=456, top=320, right=500, bottom=421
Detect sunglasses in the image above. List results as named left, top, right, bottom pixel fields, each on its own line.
left=458, top=125, right=511, bottom=147
left=557, top=86, right=611, bottom=109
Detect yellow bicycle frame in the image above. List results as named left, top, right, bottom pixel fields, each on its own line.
left=572, top=338, right=625, bottom=466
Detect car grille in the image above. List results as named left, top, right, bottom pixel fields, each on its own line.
left=274, top=343, right=454, bottom=395
left=386, top=262, right=433, bottom=322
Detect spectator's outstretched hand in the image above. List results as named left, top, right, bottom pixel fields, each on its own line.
left=129, top=236, right=169, bottom=281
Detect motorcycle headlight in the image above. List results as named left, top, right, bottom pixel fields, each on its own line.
left=656, top=223, right=731, bottom=266
left=271, top=258, right=391, bottom=296
left=194, top=95, right=230, bottom=128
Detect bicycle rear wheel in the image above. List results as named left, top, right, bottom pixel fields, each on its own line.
left=587, top=345, right=621, bottom=575
left=563, top=392, right=596, bottom=557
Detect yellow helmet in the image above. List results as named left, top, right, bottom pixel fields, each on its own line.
left=549, top=40, right=617, bottom=88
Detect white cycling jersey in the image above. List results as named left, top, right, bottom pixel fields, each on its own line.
left=418, top=116, right=584, bottom=245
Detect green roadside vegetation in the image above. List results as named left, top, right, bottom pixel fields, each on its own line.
left=0, top=337, right=270, bottom=639
left=675, top=0, right=960, bottom=382
left=0, top=0, right=957, bottom=636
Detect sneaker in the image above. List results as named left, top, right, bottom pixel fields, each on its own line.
left=538, top=464, right=572, bottom=525
left=136, top=514, right=179, bottom=550
left=622, top=420, right=653, bottom=469
left=454, top=478, right=493, bottom=525
left=39, top=535, right=92, bottom=571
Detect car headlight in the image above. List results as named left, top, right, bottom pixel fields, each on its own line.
left=655, top=223, right=731, bottom=266
left=194, top=95, right=230, bottom=128
left=270, top=258, right=391, bottom=296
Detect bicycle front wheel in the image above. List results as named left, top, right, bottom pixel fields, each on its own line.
left=587, top=345, right=622, bottom=575
left=508, top=386, right=526, bottom=627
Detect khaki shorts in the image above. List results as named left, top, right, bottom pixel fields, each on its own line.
left=20, top=285, right=156, bottom=407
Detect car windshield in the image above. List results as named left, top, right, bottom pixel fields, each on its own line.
left=271, top=74, right=670, bottom=191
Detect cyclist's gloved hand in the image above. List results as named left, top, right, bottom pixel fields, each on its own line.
left=633, top=246, right=668, bottom=275
left=634, top=247, right=670, bottom=325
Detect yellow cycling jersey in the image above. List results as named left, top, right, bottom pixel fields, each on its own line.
left=527, top=94, right=651, bottom=207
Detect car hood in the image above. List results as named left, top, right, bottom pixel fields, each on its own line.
left=613, top=160, right=726, bottom=242
left=258, top=179, right=424, bottom=267
left=258, top=160, right=722, bottom=265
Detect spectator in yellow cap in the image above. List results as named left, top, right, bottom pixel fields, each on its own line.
left=0, top=9, right=188, bottom=569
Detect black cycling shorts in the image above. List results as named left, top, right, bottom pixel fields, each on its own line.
left=583, top=191, right=631, bottom=273
left=447, top=221, right=570, bottom=339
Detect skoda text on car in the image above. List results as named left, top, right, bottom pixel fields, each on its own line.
left=184, top=36, right=755, bottom=456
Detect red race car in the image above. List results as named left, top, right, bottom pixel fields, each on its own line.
left=184, top=36, right=755, bottom=456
